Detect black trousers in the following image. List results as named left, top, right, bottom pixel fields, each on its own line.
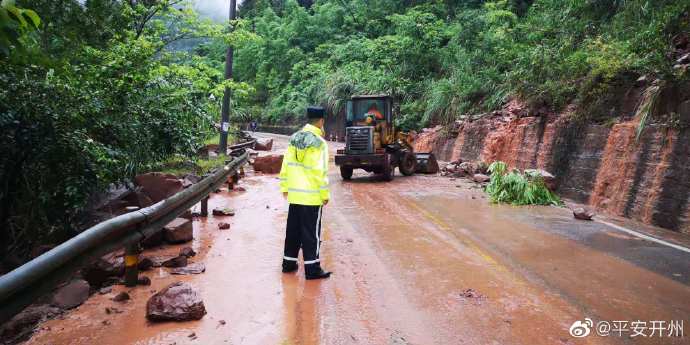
left=283, top=204, right=323, bottom=270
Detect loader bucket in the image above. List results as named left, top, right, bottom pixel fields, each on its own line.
left=414, top=152, right=439, bottom=174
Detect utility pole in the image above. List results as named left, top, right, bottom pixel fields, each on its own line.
left=219, top=0, right=237, bottom=155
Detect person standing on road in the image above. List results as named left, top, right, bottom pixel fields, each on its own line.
left=279, top=106, right=332, bottom=280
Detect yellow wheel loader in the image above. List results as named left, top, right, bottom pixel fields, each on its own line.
left=334, top=95, right=438, bottom=181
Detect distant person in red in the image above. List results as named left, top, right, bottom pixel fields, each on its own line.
left=366, top=104, right=384, bottom=120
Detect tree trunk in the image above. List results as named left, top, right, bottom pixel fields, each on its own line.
left=219, top=0, right=237, bottom=155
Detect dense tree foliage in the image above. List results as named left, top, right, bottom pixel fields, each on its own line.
left=226, top=0, right=689, bottom=129
left=0, top=0, right=241, bottom=263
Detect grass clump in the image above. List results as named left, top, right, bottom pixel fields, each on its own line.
left=485, top=162, right=562, bottom=206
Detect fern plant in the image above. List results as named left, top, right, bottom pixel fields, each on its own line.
left=485, top=161, right=562, bottom=206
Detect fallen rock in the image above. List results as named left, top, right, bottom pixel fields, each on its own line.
left=179, top=247, right=196, bottom=258
left=212, top=208, right=235, bottom=216
left=457, top=162, right=474, bottom=177
left=170, top=262, right=206, bottom=275
left=460, top=288, right=485, bottom=299
left=138, top=276, right=151, bottom=286
left=162, top=255, right=188, bottom=268
left=52, top=280, right=90, bottom=309
left=235, top=186, right=247, bottom=192
left=134, top=172, right=183, bottom=203
left=122, top=187, right=153, bottom=208
left=112, top=292, right=130, bottom=302
left=99, top=286, right=113, bottom=295
left=474, top=161, right=489, bottom=175
left=473, top=174, right=491, bottom=183
left=150, top=255, right=177, bottom=268
left=163, top=218, right=193, bottom=244
left=197, top=144, right=219, bottom=157
left=218, top=222, right=230, bottom=230
left=0, top=304, right=61, bottom=343
left=182, top=174, right=201, bottom=189
left=252, top=154, right=283, bottom=174
left=254, top=138, right=274, bottom=151
left=138, top=257, right=154, bottom=271
left=146, top=282, right=206, bottom=321
left=81, top=253, right=124, bottom=287
left=104, top=307, right=122, bottom=314
left=573, top=207, right=595, bottom=221
left=525, top=169, right=558, bottom=191
left=677, top=52, right=690, bottom=65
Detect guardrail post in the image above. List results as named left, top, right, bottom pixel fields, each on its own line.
left=201, top=197, right=209, bottom=216
left=124, top=244, right=139, bottom=287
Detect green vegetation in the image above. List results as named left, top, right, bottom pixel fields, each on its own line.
left=224, top=0, right=689, bottom=129
left=0, top=0, right=249, bottom=262
left=485, top=162, right=562, bottom=206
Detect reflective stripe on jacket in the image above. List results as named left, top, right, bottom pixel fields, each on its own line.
left=279, top=124, right=330, bottom=205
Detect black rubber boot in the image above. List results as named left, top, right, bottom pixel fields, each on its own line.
left=305, top=265, right=331, bottom=280
left=282, top=260, right=298, bottom=273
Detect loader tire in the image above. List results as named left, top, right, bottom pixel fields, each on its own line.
left=399, top=152, right=416, bottom=176
left=340, top=166, right=353, bottom=180
left=382, top=154, right=394, bottom=181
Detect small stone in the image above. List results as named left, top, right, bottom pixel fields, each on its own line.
left=573, top=207, right=594, bottom=221
left=162, top=255, right=188, bottom=268
left=99, top=286, right=113, bottom=295
left=236, top=186, right=246, bottom=192
left=179, top=247, right=196, bottom=258
left=219, top=320, right=226, bottom=325
left=218, top=222, right=230, bottom=230
left=472, top=174, right=490, bottom=184
left=138, top=276, right=152, bottom=286
left=171, top=263, right=206, bottom=275
left=212, top=208, right=235, bottom=216
left=112, top=292, right=130, bottom=302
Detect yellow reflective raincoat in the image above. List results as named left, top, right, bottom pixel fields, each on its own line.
left=279, top=124, right=330, bottom=205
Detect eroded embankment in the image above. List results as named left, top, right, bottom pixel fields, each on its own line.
left=414, top=96, right=690, bottom=234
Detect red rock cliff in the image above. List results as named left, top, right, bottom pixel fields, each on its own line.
left=414, top=99, right=690, bottom=234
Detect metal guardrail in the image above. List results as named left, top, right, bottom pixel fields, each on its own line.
left=0, top=151, right=249, bottom=324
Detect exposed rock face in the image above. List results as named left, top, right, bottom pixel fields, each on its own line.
left=252, top=155, right=283, bottom=174
left=52, top=280, right=90, bottom=309
left=164, top=218, right=193, bottom=244
left=134, top=172, right=183, bottom=203
left=414, top=97, right=690, bottom=234
left=146, top=282, right=206, bottom=321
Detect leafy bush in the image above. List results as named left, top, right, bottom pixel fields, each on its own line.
left=485, top=162, right=562, bottom=206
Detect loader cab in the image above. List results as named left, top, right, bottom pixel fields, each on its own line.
left=346, top=95, right=393, bottom=128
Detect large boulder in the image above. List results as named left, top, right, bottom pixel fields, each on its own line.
left=254, top=138, right=273, bottom=151
left=252, top=154, right=283, bottom=174
left=146, top=282, right=206, bottom=322
left=81, top=253, right=124, bottom=287
left=134, top=172, right=183, bottom=203
left=164, top=218, right=193, bottom=244
left=122, top=187, right=154, bottom=208
left=52, top=280, right=90, bottom=309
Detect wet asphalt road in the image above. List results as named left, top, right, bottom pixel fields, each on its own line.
left=26, top=132, right=690, bottom=345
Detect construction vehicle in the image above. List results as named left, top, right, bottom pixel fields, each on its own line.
left=334, top=94, right=438, bottom=181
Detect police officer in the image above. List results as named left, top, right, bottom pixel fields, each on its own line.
left=279, top=106, right=332, bottom=280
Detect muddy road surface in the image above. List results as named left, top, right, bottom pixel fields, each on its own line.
left=26, top=133, right=690, bottom=345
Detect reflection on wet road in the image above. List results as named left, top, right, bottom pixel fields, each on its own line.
left=26, top=133, right=690, bottom=345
